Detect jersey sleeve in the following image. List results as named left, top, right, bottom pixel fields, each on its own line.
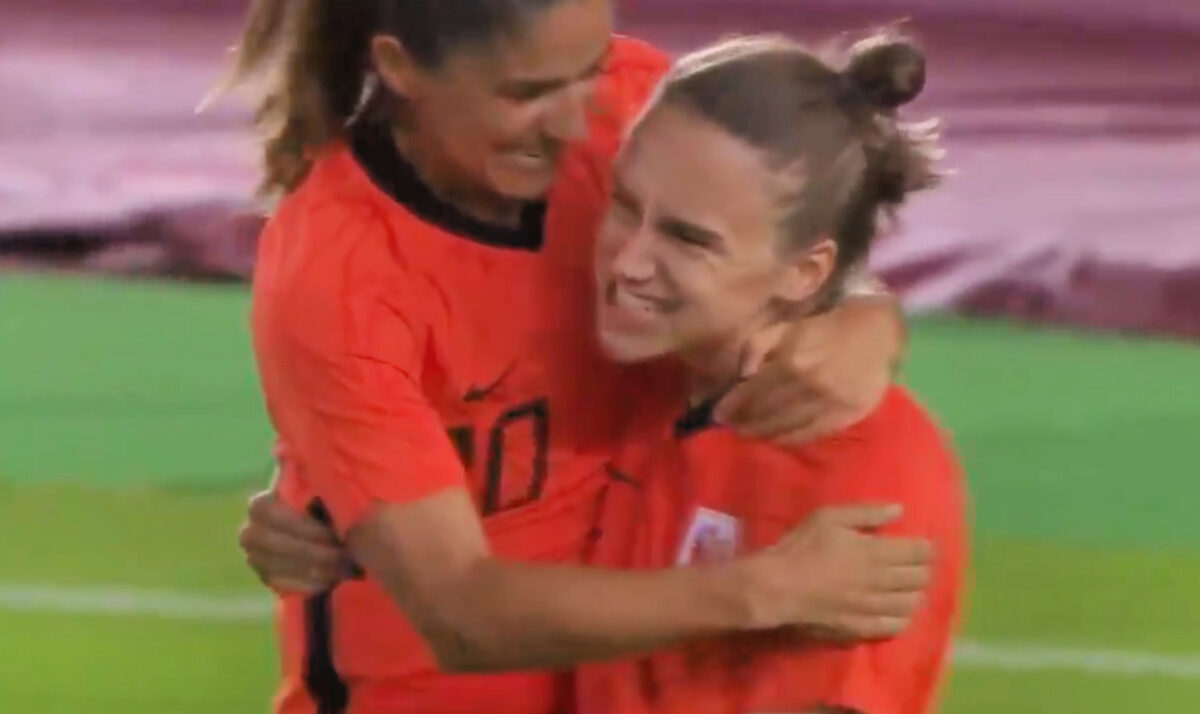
left=255, top=204, right=467, bottom=537
left=584, top=36, right=671, bottom=168
left=745, top=399, right=966, bottom=714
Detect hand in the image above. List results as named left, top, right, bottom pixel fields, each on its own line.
left=739, top=504, right=932, bottom=639
left=238, top=489, right=349, bottom=594
left=714, top=294, right=903, bottom=443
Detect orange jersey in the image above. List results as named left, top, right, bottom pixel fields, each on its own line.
left=251, top=38, right=671, bottom=714
left=578, top=387, right=968, bottom=714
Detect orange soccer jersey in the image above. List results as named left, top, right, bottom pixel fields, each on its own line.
left=578, top=386, right=968, bottom=714
left=251, top=38, right=672, bottom=714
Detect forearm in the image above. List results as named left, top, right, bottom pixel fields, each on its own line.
left=438, top=558, right=753, bottom=671
left=349, top=495, right=757, bottom=673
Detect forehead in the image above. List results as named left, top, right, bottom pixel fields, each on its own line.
left=482, top=0, right=613, bottom=79
left=619, top=106, right=779, bottom=234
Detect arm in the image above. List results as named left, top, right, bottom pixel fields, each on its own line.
left=239, top=487, right=357, bottom=594
left=241, top=475, right=930, bottom=672
left=279, top=333, right=759, bottom=669
left=745, top=411, right=965, bottom=714
left=318, top=380, right=929, bottom=674
left=349, top=490, right=753, bottom=670
left=715, top=277, right=905, bottom=442
left=254, top=226, right=927, bottom=672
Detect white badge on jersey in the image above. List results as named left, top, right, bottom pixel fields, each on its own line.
left=676, top=507, right=742, bottom=566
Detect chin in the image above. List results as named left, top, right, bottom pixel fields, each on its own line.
left=597, top=327, right=670, bottom=365
left=489, top=164, right=559, bottom=202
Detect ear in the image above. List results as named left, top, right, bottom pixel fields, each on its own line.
left=371, top=35, right=422, bottom=98
left=774, top=237, right=838, bottom=304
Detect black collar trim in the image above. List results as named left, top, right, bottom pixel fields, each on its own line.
left=350, top=122, right=546, bottom=251
left=673, top=397, right=719, bottom=438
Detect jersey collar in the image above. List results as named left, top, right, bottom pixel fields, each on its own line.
left=350, top=121, right=547, bottom=251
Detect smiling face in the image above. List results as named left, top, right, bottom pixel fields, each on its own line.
left=373, top=0, right=614, bottom=202
left=594, top=105, right=837, bottom=366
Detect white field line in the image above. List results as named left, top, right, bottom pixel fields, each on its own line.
left=0, top=583, right=270, bottom=621
left=2, top=583, right=1199, bottom=680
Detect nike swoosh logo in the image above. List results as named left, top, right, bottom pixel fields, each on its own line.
left=464, top=362, right=517, bottom=402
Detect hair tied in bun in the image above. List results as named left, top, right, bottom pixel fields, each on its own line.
left=843, top=34, right=927, bottom=111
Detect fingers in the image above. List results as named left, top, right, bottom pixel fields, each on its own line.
left=711, top=379, right=754, bottom=427
left=246, top=547, right=342, bottom=593
left=240, top=523, right=344, bottom=571
left=860, top=591, right=923, bottom=620
left=240, top=491, right=348, bottom=595
left=716, top=346, right=825, bottom=430
left=248, top=491, right=339, bottom=546
left=713, top=361, right=791, bottom=426
left=737, top=322, right=791, bottom=378
left=338, top=555, right=365, bottom=580
left=239, top=518, right=346, bottom=597
left=772, top=415, right=856, bottom=446
left=814, top=503, right=904, bottom=530
left=724, top=385, right=823, bottom=440
left=798, top=591, right=924, bottom=641
left=869, top=535, right=934, bottom=567
left=837, top=614, right=910, bottom=640
left=264, top=576, right=334, bottom=596
left=874, top=564, right=932, bottom=593
left=837, top=590, right=923, bottom=639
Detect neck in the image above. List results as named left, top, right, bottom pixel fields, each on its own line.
left=390, top=125, right=526, bottom=227
left=681, top=301, right=819, bottom=405
left=681, top=343, right=744, bottom=406
left=679, top=315, right=777, bottom=405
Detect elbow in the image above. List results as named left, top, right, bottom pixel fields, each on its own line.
left=422, top=623, right=500, bottom=673
left=410, top=593, right=503, bottom=673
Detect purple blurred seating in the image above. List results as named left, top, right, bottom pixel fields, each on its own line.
left=2, top=1, right=1198, bottom=337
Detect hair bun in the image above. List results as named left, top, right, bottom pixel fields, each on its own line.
left=844, top=34, right=926, bottom=110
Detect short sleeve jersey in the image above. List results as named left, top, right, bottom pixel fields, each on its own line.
left=577, top=387, right=968, bottom=714
left=258, top=37, right=671, bottom=545
left=252, top=37, right=672, bottom=714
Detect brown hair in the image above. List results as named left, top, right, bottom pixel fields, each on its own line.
left=215, top=0, right=568, bottom=199
left=655, top=30, right=942, bottom=281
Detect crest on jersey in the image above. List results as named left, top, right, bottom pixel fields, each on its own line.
left=676, top=507, right=742, bottom=565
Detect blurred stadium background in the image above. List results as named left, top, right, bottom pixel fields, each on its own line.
left=2, top=0, right=1198, bottom=712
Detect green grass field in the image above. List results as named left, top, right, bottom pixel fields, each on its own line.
left=2, top=274, right=1198, bottom=713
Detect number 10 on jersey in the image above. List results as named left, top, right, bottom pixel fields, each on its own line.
left=446, top=398, right=550, bottom=515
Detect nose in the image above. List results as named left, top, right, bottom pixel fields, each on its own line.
left=543, top=80, right=593, bottom=142
left=608, top=220, right=656, bottom=284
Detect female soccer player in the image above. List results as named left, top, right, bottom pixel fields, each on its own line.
left=225, top=1, right=925, bottom=712
left=577, top=32, right=965, bottom=714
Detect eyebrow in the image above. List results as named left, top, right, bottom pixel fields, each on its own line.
left=495, top=42, right=610, bottom=95
left=656, top=215, right=726, bottom=251
left=610, top=178, right=643, bottom=215
left=613, top=175, right=727, bottom=251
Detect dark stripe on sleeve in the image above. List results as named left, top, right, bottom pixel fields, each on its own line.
left=304, top=500, right=350, bottom=714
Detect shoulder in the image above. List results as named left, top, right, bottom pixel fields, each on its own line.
left=578, top=36, right=671, bottom=163
left=274, top=144, right=428, bottom=247
left=253, top=148, right=437, bottom=358
left=261, top=143, right=459, bottom=287
left=798, top=387, right=956, bottom=474
left=597, top=35, right=670, bottom=132
left=843, top=387, right=956, bottom=468
left=603, top=35, right=671, bottom=99
left=553, top=37, right=669, bottom=209
left=790, top=387, right=965, bottom=533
